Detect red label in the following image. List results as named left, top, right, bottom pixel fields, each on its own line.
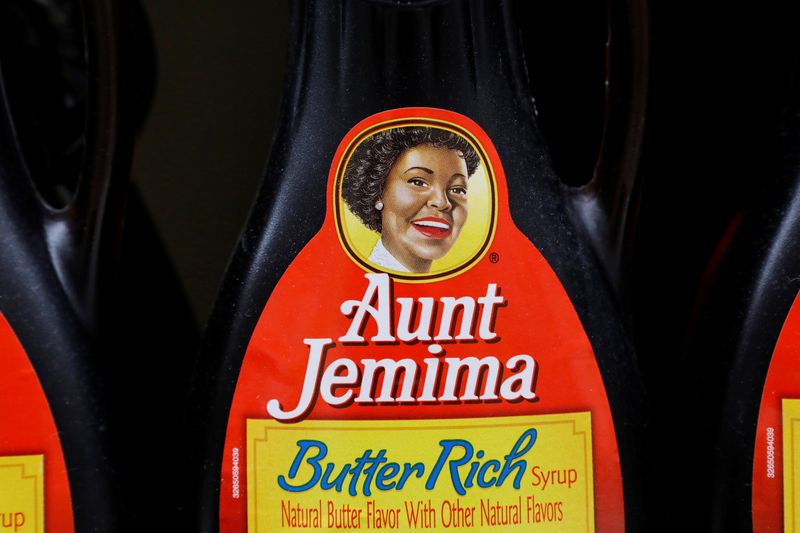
left=0, top=313, right=74, bottom=532
left=219, top=108, right=624, bottom=532
left=753, top=292, right=800, bottom=532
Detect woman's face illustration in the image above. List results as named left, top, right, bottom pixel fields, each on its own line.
left=380, top=144, right=469, bottom=272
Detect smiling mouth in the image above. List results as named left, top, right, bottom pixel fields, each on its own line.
left=411, top=217, right=452, bottom=238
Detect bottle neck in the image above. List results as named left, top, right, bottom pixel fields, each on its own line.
left=284, top=0, right=531, bottom=124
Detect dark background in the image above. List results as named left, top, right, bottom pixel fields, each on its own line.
left=134, top=0, right=290, bottom=322
left=132, top=0, right=800, bottom=377
left=131, top=1, right=800, bottom=529
left=132, top=0, right=614, bottom=323
left=2, top=0, right=800, bottom=529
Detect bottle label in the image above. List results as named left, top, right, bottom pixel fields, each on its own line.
left=220, top=108, right=624, bottom=532
left=0, top=313, right=73, bottom=532
left=754, top=292, right=800, bottom=532
left=0, top=455, right=44, bottom=533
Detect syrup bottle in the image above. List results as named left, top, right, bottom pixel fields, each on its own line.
left=0, top=0, right=132, bottom=530
left=690, top=47, right=800, bottom=532
left=185, top=1, right=648, bottom=531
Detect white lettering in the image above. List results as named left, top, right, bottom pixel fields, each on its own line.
left=499, top=355, right=538, bottom=400
left=339, top=273, right=395, bottom=342
left=435, top=296, right=477, bottom=341
left=265, top=275, right=539, bottom=422
left=266, top=338, right=333, bottom=420
left=477, top=283, right=504, bottom=340
left=441, top=356, right=501, bottom=401
left=356, top=358, right=418, bottom=403
left=396, top=297, right=435, bottom=341
left=321, top=358, right=359, bottom=406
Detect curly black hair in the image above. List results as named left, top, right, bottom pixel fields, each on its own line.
left=341, top=126, right=480, bottom=233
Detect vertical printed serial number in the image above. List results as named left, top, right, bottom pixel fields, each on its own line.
left=232, top=448, right=241, bottom=499
left=766, top=427, right=775, bottom=479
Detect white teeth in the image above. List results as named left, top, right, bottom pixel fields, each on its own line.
left=414, top=220, right=450, bottom=230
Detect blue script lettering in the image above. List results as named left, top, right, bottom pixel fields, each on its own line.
left=277, top=440, right=425, bottom=496
left=277, top=440, right=328, bottom=492
left=276, top=429, right=537, bottom=497
left=426, top=429, right=538, bottom=495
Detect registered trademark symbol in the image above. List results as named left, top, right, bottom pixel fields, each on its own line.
left=489, top=252, right=500, bottom=263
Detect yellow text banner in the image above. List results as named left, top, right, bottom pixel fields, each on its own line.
left=0, top=455, right=44, bottom=533
left=247, top=413, right=594, bottom=532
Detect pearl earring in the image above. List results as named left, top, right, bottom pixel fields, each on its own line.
left=375, top=200, right=384, bottom=211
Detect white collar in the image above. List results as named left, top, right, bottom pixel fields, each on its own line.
left=368, top=239, right=410, bottom=272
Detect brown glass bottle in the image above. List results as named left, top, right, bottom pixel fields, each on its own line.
left=0, top=0, right=132, bottom=530
left=185, top=1, right=648, bottom=532
left=689, top=48, right=800, bottom=532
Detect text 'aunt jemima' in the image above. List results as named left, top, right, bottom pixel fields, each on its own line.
left=267, top=273, right=539, bottom=421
